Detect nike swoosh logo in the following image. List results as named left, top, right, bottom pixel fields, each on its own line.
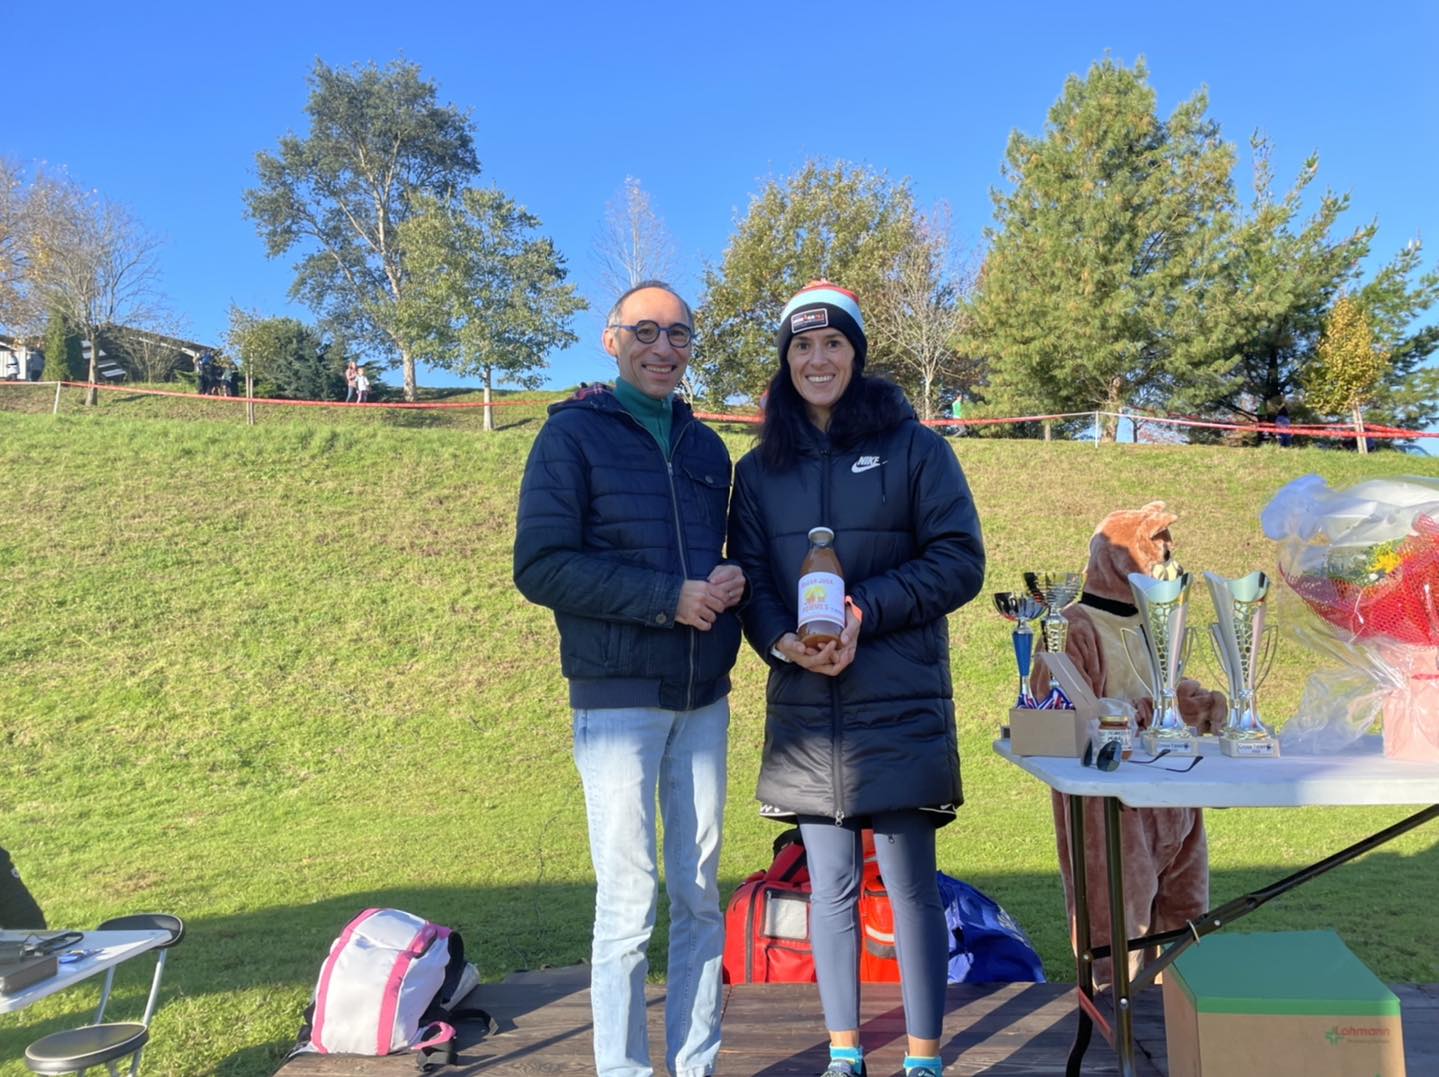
left=851, top=460, right=884, bottom=473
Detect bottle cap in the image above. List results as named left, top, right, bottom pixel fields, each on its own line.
left=808, top=526, right=835, bottom=544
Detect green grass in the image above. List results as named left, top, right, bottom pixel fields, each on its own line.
left=1, top=407, right=1436, bottom=1075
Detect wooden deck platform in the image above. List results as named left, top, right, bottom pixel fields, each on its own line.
left=275, top=967, right=1439, bottom=1075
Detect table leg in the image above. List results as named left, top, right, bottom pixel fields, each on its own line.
left=1104, top=796, right=1135, bottom=1077
left=1066, top=794, right=1095, bottom=1077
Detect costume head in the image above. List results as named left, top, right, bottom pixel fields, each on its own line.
left=1085, top=501, right=1179, bottom=602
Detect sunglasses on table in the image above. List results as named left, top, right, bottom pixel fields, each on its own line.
left=0, top=931, right=85, bottom=961
left=1081, top=741, right=1202, bottom=774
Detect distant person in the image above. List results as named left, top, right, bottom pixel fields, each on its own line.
left=0, top=845, right=46, bottom=929
left=197, top=352, right=214, bottom=396
left=514, top=280, right=745, bottom=1077
left=355, top=369, right=370, bottom=404
left=950, top=391, right=965, bottom=436
left=1275, top=404, right=1293, bottom=448
left=227, top=368, right=241, bottom=398
left=345, top=360, right=359, bottom=403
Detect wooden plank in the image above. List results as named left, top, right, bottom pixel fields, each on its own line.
left=274, top=973, right=1439, bottom=1076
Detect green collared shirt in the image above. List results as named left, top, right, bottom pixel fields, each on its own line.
left=613, top=376, right=674, bottom=460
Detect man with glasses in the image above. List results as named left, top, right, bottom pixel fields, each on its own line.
left=515, top=281, right=745, bottom=1077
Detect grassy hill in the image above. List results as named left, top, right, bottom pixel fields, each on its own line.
left=1, top=405, right=1437, bottom=1075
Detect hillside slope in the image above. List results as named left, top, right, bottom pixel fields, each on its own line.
left=2, top=412, right=1436, bottom=1075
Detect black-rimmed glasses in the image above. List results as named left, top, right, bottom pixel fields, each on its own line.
left=1128, top=749, right=1203, bottom=774
left=1, top=931, right=85, bottom=959
left=608, top=321, right=694, bottom=347
left=1081, top=742, right=1202, bottom=774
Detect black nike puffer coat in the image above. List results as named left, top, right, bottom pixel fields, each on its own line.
left=727, top=385, right=986, bottom=824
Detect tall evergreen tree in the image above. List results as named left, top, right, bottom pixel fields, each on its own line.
left=971, top=58, right=1236, bottom=438
left=41, top=310, right=77, bottom=382
left=1209, top=137, right=1438, bottom=432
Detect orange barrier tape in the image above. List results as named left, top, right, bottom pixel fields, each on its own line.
left=4, top=382, right=1432, bottom=440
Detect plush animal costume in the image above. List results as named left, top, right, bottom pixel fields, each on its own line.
left=1031, top=502, right=1226, bottom=984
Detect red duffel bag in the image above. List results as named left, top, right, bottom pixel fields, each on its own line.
left=722, top=829, right=900, bottom=984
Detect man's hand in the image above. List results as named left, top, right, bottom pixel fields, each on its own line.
left=773, top=605, right=860, bottom=677
left=676, top=580, right=728, bottom=630
left=707, top=564, right=746, bottom=609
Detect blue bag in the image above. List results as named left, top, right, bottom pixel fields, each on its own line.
left=938, top=872, right=1046, bottom=983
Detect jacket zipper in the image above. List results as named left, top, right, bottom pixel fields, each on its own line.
left=613, top=405, right=697, bottom=710
left=821, top=446, right=845, bottom=825
left=664, top=419, right=697, bottom=711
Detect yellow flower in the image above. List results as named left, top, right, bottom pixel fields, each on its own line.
left=1372, top=549, right=1404, bottom=575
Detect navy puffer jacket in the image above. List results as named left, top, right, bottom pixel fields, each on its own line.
left=514, top=388, right=741, bottom=711
left=728, top=383, right=986, bottom=824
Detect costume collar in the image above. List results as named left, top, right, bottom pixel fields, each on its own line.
left=1080, top=591, right=1139, bottom=618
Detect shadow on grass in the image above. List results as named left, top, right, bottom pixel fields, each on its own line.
left=3, top=838, right=1433, bottom=1077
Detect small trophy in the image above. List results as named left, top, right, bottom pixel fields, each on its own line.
left=1205, top=570, right=1280, bottom=758
left=1022, top=571, right=1086, bottom=655
left=994, top=592, right=1046, bottom=708
left=1127, top=569, right=1201, bottom=756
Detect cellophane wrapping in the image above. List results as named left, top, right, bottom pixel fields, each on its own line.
left=1261, top=473, right=1439, bottom=761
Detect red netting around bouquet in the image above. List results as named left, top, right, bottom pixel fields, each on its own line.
left=1282, top=514, right=1439, bottom=645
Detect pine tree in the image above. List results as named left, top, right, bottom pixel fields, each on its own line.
left=971, top=58, right=1237, bottom=439
left=41, top=311, right=75, bottom=383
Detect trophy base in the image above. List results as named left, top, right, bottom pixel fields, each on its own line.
left=1220, top=733, right=1280, bottom=758
left=1140, top=728, right=1200, bottom=757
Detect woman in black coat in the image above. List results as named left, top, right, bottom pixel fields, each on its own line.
left=728, top=282, right=985, bottom=1077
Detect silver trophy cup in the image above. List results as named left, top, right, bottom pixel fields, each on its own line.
left=1022, top=571, right=1086, bottom=656
left=1126, top=569, right=1201, bottom=756
left=994, top=592, right=1046, bottom=708
left=1204, top=570, right=1280, bottom=757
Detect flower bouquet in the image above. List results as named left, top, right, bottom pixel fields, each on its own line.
left=1261, top=474, right=1439, bottom=761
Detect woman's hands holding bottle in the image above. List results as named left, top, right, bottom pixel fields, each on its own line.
left=774, top=603, right=860, bottom=676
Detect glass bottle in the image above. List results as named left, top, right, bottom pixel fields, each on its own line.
left=797, top=526, right=845, bottom=647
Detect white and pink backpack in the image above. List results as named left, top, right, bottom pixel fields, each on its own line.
left=295, top=908, right=483, bottom=1068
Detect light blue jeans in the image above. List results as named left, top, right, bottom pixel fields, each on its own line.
left=572, top=698, right=730, bottom=1077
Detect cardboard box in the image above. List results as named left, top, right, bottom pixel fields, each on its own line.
left=1008, top=653, right=1095, bottom=758
left=1163, top=930, right=1405, bottom=1077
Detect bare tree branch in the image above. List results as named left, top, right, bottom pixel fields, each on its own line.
left=867, top=205, right=977, bottom=420
left=593, top=177, right=678, bottom=301
left=24, top=173, right=166, bottom=403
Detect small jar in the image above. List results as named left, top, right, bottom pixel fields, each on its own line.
left=1096, top=699, right=1136, bottom=760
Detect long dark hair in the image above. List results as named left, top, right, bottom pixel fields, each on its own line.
left=758, top=358, right=914, bottom=471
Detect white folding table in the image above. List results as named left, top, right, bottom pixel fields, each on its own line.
left=993, top=735, right=1439, bottom=1076
left=0, top=930, right=170, bottom=1015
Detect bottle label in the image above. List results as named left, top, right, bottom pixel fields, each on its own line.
left=797, top=571, right=845, bottom=629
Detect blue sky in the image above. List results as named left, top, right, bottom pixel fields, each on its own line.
left=5, top=1, right=1436, bottom=391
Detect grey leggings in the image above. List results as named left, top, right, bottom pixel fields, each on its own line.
left=798, top=812, right=947, bottom=1039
